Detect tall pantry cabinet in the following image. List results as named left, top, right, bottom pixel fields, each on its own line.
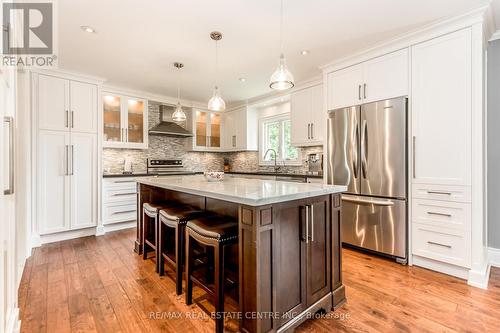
left=33, top=72, right=99, bottom=236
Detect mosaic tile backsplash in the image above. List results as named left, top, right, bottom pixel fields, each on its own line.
left=102, top=102, right=323, bottom=174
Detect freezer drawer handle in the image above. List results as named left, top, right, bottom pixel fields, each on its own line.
left=342, top=197, right=394, bottom=206
left=426, top=211, right=452, bottom=217
left=427, top=241, right=452, bottom=249
left=427, top=191, right=452, bottom=196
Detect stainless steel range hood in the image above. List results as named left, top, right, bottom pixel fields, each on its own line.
left=149, top=104, right=193, bottom=137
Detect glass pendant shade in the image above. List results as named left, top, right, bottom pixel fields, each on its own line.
left=270, top=53, right=294, bottom=90
left=207, top=86, right=226, bottom=111
left=172, top=101, right=186, bottom=122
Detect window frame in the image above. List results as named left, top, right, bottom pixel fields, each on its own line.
left=259, top=113, right=301, bottom=166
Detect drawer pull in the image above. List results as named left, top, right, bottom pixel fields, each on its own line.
left=111, top=210, right=136, bottom=215
left=427, top=211, right=452, bottom=217
left=427, top=191, right=452, bottom=195
left=427, top=241, right=452, bottom=249
left=112, top=180, right=136, bottom=184
left=112, top=192, right=136, bottom=196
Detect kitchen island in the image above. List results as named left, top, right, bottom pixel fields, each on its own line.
left=134, top=175, right=346, bottom=333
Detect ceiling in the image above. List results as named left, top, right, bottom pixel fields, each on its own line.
left=58, top=0, right=492, bottom=105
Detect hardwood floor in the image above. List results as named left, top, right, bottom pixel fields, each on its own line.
left=19, top=228, right=500, bottom=333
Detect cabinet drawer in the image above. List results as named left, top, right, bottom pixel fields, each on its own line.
left=412, top=199, right=470, bottom=231
left=103, top=202, right=137, bottom=225
left=103, top=187, right=137, bottom=203
left=412, top=184, right=470, bottom=203
left=412, top=223, right=470, bottom=268
left=103, top=178, right=137, bottom=189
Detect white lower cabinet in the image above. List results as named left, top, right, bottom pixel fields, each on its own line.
left=102, top=178, right=137, bottom=225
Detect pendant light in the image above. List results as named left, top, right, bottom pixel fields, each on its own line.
left=172, top=62, right=187, bottom=122
left=208, top=31, right=226, bottom=111
left=269, top=0, right=294, bottom=90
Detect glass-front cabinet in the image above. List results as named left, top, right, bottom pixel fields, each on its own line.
left=103, top=92, right=148, bottom=149
left=192, top=109, right=222, bottom=151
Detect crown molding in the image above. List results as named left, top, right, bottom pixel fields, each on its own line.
left=29, top=67, right=106, bottom=84
left=320, top=4, right=491, bottom=73
left=490, top=29, right=500, bottom=41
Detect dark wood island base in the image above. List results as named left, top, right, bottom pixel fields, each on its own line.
left=135, top=182, right=345, bottom=333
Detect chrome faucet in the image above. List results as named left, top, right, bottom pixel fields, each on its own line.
left=263, top=148, right=281, bottom=173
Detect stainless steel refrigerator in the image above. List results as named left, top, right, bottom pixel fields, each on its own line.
left=327, top=97, right=407, bottom=262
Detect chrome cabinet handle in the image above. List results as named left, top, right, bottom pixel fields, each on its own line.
left=70, top=145, right=74, bottom=175
left=363, top=83, right=367, bottom=99
left=310, top=204, right=314, bottom=242
left=305, top=205, right=310, bottom=244
left=4, top=116, right=14, bottom=195
left=71, top=111, right=74, bottom=128
left=65, top=110, right=69, bottom=128
left=311, top=123, right=314, bottom=139
left=427, top=241, right=451, bottom=249
left=307, top=124, right=311, bottom=139
left=112, top=192, right=136, bottom=196
left=427, top=211, right=452, bottom=217
left=427, top=191, right=452, bottom=196
left=358, top=85, right=361, bottom=100
left=412, top=136, right=416, bottom=179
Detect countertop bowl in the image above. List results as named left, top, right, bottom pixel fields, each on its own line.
left=204, top=171, right=224, bottom=182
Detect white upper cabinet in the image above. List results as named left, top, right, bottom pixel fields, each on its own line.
left=70, top=81, right=98, bottom=133
left=36, top=74, right=98, bottom=134
left=411, top=29, right=471, bottom=187
left=223, top=107, right=258, bottom=151
left=291, top=84, right=324, bottom=146
left=327, top=49, right=408, bottom=110
left=363, top=49, right=408, bottom=104
left=327, top=65, right=363, bottom=110
left=103, top=92, right=148, bottom=149
left=37, top=74, right=70, bottom=131
left=192, top=109, right=222, bottom=151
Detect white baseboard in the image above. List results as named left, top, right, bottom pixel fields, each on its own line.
left=103, top=221, right=136, bottom=234
left=30, top=234, right=41, bottom=249
left=467, top=262, right=490, bottom=290
left=39, top=227, right=97, bottom=245
left=95, top=225, right=105, bottom=236
left=412, top=255, right=469, bottom=279
left=6, top=307, right=20, bottom=333
left=489, top=247, right=500, bottom=268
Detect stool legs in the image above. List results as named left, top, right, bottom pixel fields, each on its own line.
left=142, top=210, right=160, bottom=273
left=142, top=209, right=149, bottom=261
left=214, top=244, right=225, bottom=333
left=175, top=224, right=184, bottom=296
left=185, top=230, right=194, bottom=305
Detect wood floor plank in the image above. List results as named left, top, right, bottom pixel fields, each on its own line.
left=19, top=228, right=500, bottom=333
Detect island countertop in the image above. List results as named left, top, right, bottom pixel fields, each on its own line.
left=136, top=174, right=346, bottom=206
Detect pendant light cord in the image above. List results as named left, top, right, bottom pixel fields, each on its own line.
left=177, top=66, right=181, bottom=101
left=280, top=0, right=283, bottom=54
left=215, top=39, right=218, bottom=87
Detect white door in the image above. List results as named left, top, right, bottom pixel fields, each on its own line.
left=411, top=28, right=471, bottom=186
left=37, top=74, right=69, bottom=132
left=363, top=48, right=409, bottom=103
left=327, top=64, right=363, bottom=110
left=291, top=88, right=312, bottom=145
left=70, top=132, right=97, bottom=230
left=310, top=84, right=325, bottom=143
left=70, top=81, right=98, bottom=134
left=37, top=130, right=71, bottom=234
left=223, top=111, right=235, bottom=150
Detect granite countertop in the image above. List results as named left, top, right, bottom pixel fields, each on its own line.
left=226, top=171, right=323, bottom=179
left=103, top=172, right=199, bottom=178
left=135, top=175, right=346, bottom=206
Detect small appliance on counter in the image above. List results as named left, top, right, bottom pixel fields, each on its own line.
left=146, top=159, right=195, bottom=176
left=307, top=153, right=323, bottom=175
left=123, top=156, right=133, bottom=174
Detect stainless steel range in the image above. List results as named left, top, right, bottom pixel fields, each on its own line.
left=146, top=159, right=195, bottom=176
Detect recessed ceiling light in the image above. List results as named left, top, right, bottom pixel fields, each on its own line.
left=81, top=25, right=96, bottom=33
left=301, top=50, right=310, bottom=55
left=239, top=77, right=246, bottom=82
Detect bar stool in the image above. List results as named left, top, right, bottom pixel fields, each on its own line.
left=158, top=205, right=205, bottom=295
left=142, top=202, right=170, bottom=272
left=185, top=215, right=238, bottom=333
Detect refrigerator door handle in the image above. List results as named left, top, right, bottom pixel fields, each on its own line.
left=353, top=123, right=359, bottom=179
left=342, top=195, right=395, bottom=207
left=360, top=119, right=368, bottom=178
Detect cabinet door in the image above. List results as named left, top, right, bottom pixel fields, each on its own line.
left=363, top=48, right=409, bottom=104
left=411, top=29, right=471, bottom=186
left=37, top=74, right=69, bottom=132
left=194, top=110, right=208, bottom=148
left=70, top=81, right=97, bottom=133
left=209, top=112, right=221, bottom=148
left=125, top=97, right=147, bottom=148
left=223, top=111, right=235, bottom=150
left=37, top=130, right=70, bottom=234
left=327, top=64, right=363, bottom=110
left=233, top=108, right=248, bottom=150
left=291, top=88, right=312, bottom=146
left=70, top=132, right=97, bottom=230
left=103, top=94, right=122, bottom=143
left=275, top=200, right=307, bottom=326
left=307, top=196, right=331, bottom=306
left=310, top=84, right=325, bottom=143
